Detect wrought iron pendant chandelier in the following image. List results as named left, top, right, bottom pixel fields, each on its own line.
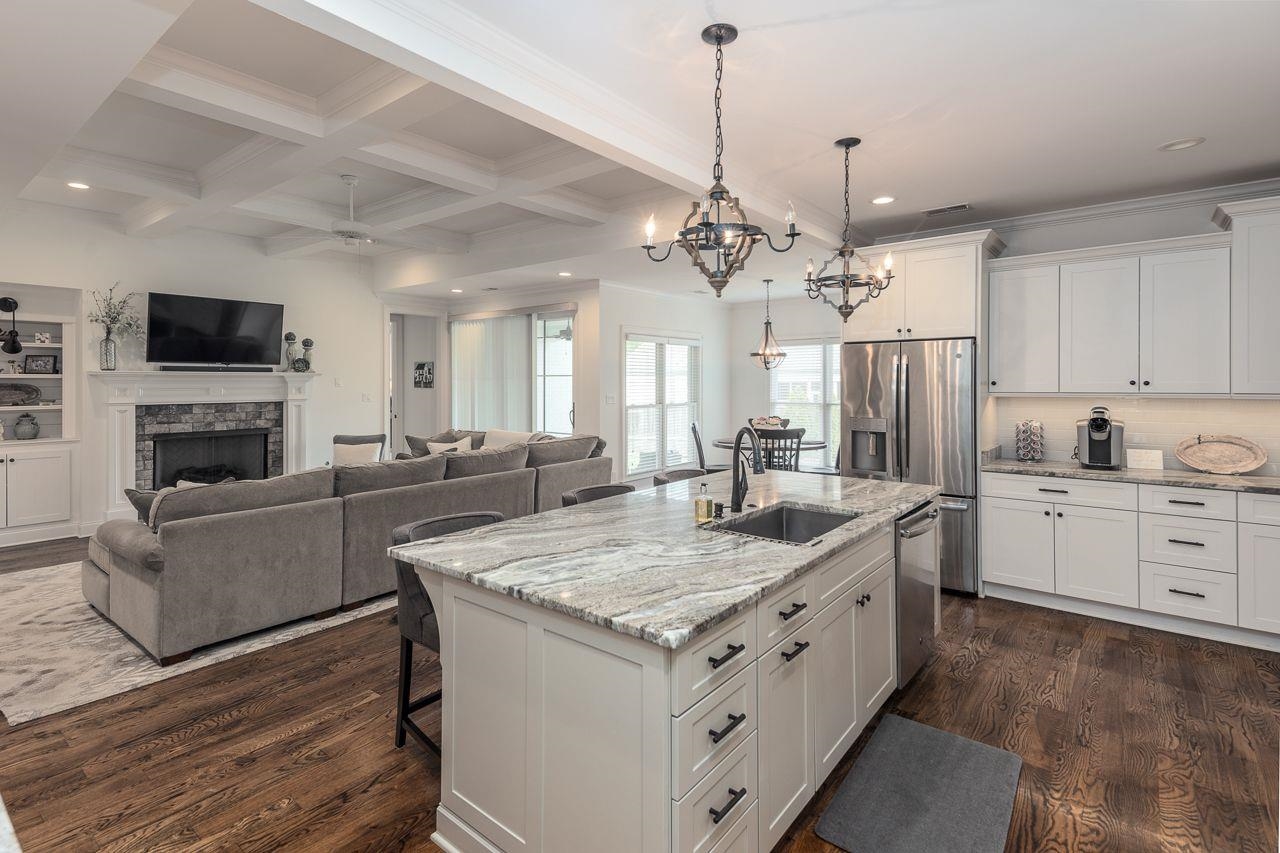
left=803, top=138, right=894, bottom=323
left=750, top=279, right=786, bottom=370
left=642, top=23, right=799, bottom=298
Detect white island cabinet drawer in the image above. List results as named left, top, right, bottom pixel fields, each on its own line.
left=707, top=801, right=758, bottom=853
left=673, top=608, right=757, bottom=715
left=1140, top=562, right=1238, bottom=626
left=757, top=575, right=814, bottom=652
left=981, top=473, right=1138, bottom=510
left=1138, top=484, right=1236, bottom=521
left=1239, top=493, right=1280, bottom=526
left=1139, top=514, right=1237, bottom=574
left=811, top=527, right=893, bottom=610
left=672, top=732, right=758, bottom=853
left=672, top=663, right=758, bottom=800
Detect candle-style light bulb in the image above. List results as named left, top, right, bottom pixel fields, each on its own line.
left=699, top=194, right=712, bottom=216
left=884, top=251, right=894, bottom=271
left=805, top=256, right=815, bottom=278
left=644, top=215, right=656, bottom=245
left=875, top=264, right=885, bottom=279
left=784, top=201, right=796, bottom=225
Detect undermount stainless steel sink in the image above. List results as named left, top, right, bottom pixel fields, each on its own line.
left=709, top=503, right=860, bottom=545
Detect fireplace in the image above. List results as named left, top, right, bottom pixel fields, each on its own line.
left=152, top=429, right=269, bottom=488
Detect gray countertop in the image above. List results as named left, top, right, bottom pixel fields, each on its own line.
left=0, top=795, right=19, bottom=853
left=393, top=471, right=938, bottom=650
left=982, top=459, right=1280, bottom=495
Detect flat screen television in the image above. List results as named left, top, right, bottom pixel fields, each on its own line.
left=146, top=293, right=284, bottom=366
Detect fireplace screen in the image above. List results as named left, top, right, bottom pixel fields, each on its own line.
left=152, top=429, right=269, bottom=488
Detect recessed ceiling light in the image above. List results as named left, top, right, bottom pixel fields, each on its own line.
left=450, top=288, right=463, bottom=293
left=871, top=196, right=895, bottom=205
left=1159, top=137, right=1205, bottom=152
left=558, top=271, right=572, bottom=277
left=66, top=181, right=91, bottom=190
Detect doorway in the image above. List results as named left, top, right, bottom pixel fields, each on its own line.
left=389, top=312, right=439, bottom=456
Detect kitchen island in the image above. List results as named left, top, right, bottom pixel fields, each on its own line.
left=392, top=470, right=938, bottom=853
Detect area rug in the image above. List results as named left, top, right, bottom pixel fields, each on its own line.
left=815, top=714, right=1022, bottom=853
left=0, top=562, right=394, bottom=725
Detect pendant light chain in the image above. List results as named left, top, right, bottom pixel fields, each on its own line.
left=712, top=40, right=724, bottom=183
left=842, top=144, right=852, bottom=243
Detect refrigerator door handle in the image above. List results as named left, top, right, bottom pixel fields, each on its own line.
left=939, top=501, right=970, bottom=512
left=901, top=355, right=910, bottom=479
left=891, top=353, right=901, bottom=478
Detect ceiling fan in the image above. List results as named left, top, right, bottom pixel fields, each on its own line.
left=330, top=174, right=376, bottom=247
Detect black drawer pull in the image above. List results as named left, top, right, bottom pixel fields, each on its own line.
left=1038, top=488, right=1069, bottom=494
left=708, top=643, right=746, bottom=670
left=1169, top=588, right=1207, bottom=599
left=1168, top=538, right=1205, bottom=547
left=709, top=712, right=747, bottom=744
left=781, top=640, right=810, bottom=662
left=1167, top=499, right=1206, bottom=507
left=779, top=601, right=808, bottom=621
left=709, top=787, right=747, bottom=824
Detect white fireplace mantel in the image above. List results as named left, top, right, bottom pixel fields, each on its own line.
left=89, top=370, right=319, bottom=521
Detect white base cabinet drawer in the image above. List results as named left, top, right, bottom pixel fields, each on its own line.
left=811, top=527, right=893, bottom=611
left=756, top=575, right=813, bottom=653
left=1139, top=562, right=1238, bottom=626
left=982, top=472, right=1137, bottom=510
left=673, top=732, right=758, bottom=853
left=673, top=608, right=757, bottom=715
left=1239, top=493, right=1280, bottom=526
left=1239, top=522, right=1280, bottom=633
left=1139, top=514, right=1237, bottom=574
left=1138, top=485, right=1236, bottom=521
left=707, top=801, right=758, bottom=853
left=673, top=663, right=758, bottom=799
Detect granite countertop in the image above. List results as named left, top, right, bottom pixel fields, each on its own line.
left=982, top=459, right=1280, bottom=496
left=0, top=795, right=19, bottom=853
left=392, top=471, right=938, bottom=650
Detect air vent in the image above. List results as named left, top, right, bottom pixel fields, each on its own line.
left=922, top=203, right=972, bottom=217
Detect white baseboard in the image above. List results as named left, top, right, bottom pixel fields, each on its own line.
left=0, top=521, right=82, bottom=549
left=984, top=582, right=1280, bottom=653
left=432, top=806, right=501, bottom=853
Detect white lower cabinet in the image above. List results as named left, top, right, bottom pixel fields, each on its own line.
left=757, top=620, right=817, bottom=852
left=1239, top=522, right=1280, bottom=633
left=981, top=497, right=1055, bottom=591
left=855, top=563, right=897, bottom=718
left=1053, top=504, right=1139, bottom=607
left=1, top=446, right=72, bottom=528
left=813, top=586, right=860, bottom=786
left=1139, top=562, right=1238, bottom=626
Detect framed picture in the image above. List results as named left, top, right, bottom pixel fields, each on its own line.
left=413, top=361, right=434, bottom=389
left=22, top=354, right=57, bottom=375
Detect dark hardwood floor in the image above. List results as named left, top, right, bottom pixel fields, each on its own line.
left=0, top=536, right=90, bottom=576
left=1, top=538, right=1276, bottom=851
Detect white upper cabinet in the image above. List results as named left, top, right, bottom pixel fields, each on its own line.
left=1139, top=248, right=1230, bottom=394
left=904, top=243, right=979, bottom=339
left=841, top=249, right=906, bottom=343
left=988, top=265, right=1059, bottom=392
left=1059, top=257, right=1141, bottom=393
left=1226, top=208, right=1280, bottom=393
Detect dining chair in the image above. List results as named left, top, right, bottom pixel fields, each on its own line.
left=392, top=511, right=505, bottom=754
left=754, top=427, right=806, bottom=472
left=562, top=482, right=636, bottom=507
left=654, top=468, right=707, bottom=486
left=691, top=422, right=731, bottom=474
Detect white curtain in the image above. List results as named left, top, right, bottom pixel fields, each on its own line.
left=450, top=315, right=532, bottom=431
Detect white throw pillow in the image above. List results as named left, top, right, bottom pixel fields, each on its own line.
left=333, top=442, right=382, bottom=465
left=483, top=428, right=535, bottom=448
left=426, top=437, right=471, bottom=454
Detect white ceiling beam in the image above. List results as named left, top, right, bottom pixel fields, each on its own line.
left=248, top=193, right=472, bottom=257
left=351, top=135, right=498, bottom=195
left=1, top=0, right=193, bottom=201
left=41, top=146, right=200, bottom=202
left=508, top=188, right=609, bottom=226
left=262, top=228, right=347, bottom=259
left=233, top=193, right=345, bottom=231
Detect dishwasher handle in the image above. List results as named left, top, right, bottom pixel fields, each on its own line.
left=899, top=508, right=940, bottom=539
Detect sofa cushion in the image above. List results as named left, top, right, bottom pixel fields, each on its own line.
left=406, top=429, right=485, bottom=456
left=333, top=442, right=382, bottom=465
left=333, top=454, right=447, bottom=497
left=94, top=519, right=165, bottom=572
left=148, top=468, right=335, bottom=530
left=483, top=428, right=540, bottom=448
left=444, top=443, right=529, bottom=480
left=124, top=488, right=158, bottom=523
left=426, top=437, right=471, bottom=455
left=525, top=435, right=600, bottom=467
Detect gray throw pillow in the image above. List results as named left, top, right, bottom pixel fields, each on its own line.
left=123, top=488, right=158, bottom=523
left=525, top=435, right=600, bottom=467
left=333, top=453, right=447, bottom=497
left=405, top=429, right=484, bottom=457
left=443, top=443, right=530, bottom=480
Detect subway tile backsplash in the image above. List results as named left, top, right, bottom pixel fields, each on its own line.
left=995, top=396, right=1280, bottom=476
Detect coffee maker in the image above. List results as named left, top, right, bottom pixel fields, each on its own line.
left=1076, top=406, right=1124, bottom=470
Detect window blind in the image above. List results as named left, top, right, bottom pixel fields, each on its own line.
left=768, top=340, right=841, bottom=468
left=624, top=334, right=701, bottom=476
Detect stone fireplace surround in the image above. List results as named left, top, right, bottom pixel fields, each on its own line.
left=136, top=402, right=284, bottom=488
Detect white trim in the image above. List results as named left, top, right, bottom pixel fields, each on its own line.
left=1212, top=193, right=1280, bottom=229
left=448, top=302, right=577, bottom=322
left=984, top=582, right=1280, bottom=653
left=869, top=228, right=1006, bottom=257
left=987, top=232, right=1232, bottom=271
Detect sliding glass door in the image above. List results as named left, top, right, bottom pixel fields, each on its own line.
left=534, top=313, right=574, bottom=436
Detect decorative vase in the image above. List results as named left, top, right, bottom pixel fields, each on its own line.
left=13, top=412, right=39, bottom=440
left=284, top=331, right=299, bottom=365
left=301, top=338, right=314, bottom=372
left=99, top=327, right=118, bottom=371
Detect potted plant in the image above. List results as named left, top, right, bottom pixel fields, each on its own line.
left=88, top=284, right=145, bottom=371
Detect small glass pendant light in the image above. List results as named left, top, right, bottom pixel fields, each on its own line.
left=750, top=280, right=786, bottom=370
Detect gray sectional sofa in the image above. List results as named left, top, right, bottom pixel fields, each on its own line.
left=82, top=431, right=611, bottom=664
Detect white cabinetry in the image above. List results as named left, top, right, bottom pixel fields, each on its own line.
left=1, top=446, right=72, bottom=528
left=1053, top=504, right=1139, bottom=607
left=854, top=563, right=897, bottom=716
left=757, top=622, right=816, bottom=852
left=841, top=248, right=906, bottom=343
left=1220, top=204, right=1280, bottom=393
left=1139, top=248, right=1230, bottom=394
left=987, top=265, right=1059, bottom=393
left=1059, top=257, right=1140, bottom=393
left=812, top=586, right=860, bottom=786
left=1239, top=522, right=1280, bottom=633
left=980, top=496, right=1055, bottom=591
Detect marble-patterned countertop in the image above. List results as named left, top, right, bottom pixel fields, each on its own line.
left=982, top=459, right=1280, bottom=495
left=392, top=471, right=938, bottom=650
left=0, top=795, right=19, bottom=853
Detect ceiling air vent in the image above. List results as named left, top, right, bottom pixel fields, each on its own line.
left=922, top=203, right=972, bottom=218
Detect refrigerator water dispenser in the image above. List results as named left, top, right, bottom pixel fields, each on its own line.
left=848, top=417, right=889, bottom=475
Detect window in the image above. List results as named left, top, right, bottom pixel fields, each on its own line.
left=623, top=334, right=701, bottom=477
left=450, top=314, right=533, bottom=431
left=768, top=340, right=841, bottom=468
left=534, top=313, right=574, bottom=436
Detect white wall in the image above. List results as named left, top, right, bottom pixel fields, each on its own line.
left=0, top=200, right=401, bottom=525
left=397, top=313, right=439, bottom=442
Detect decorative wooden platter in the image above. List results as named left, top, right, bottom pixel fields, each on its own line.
left=1174, top=434, right=1268, bottom=475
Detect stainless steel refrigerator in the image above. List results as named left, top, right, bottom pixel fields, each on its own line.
left=840, top=338, right=978, bottom=592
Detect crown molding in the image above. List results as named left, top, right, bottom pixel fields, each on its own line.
left=1211, top=194, right=1280, bottom=230
left=873, top=228, right=1006, bottom=256
left=987, top=231, right=1232, bottom=271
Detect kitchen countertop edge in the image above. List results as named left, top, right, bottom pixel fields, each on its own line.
left=982, top=459, right=1280, bottom=495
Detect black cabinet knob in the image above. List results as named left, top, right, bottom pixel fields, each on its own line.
left=906, top=328, right=912, bottom=335
left=1043, top=510, right=1050, bottom=516
left=991, top=380, right=997, bottom=386
left=1129, top=380, right=1137, bottom=386
left=897, top=328, right=903, bottom=334
left=1143, top=380, right=1150, bottom=386
left=1056, top=511, right=1064, bottom=518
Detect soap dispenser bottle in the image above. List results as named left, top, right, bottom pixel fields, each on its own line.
left=695, top=483, right=714, bottom=524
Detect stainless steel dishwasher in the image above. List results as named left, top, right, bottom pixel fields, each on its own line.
left=896, top=500, right=941, bottom=688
